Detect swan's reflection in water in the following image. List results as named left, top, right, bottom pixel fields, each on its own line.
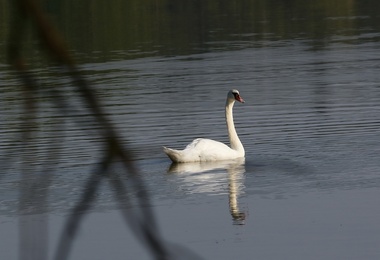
left=167, top=158, right=247, bottom=225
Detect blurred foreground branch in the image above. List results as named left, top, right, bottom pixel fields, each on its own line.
left=7, top=0, right=170, bottom=259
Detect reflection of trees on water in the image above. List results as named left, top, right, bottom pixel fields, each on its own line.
left=168, top=158, right=247, bottom=225
left=3, top=1, right=374, bottom=62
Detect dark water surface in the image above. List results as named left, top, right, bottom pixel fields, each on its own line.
left=1, top=1, right=380, bottom=259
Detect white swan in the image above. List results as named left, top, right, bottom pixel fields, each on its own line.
left=163, top=89, right=245, bottom=162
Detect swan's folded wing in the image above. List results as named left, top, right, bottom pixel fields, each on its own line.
left=184, top=138, right=230, bottom=151
left=164, top=139, right=242, bottom=162
left=183, top=138, right=203, bottom=150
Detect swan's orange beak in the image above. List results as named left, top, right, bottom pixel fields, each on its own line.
left=235, top=94, right=245, bottom=103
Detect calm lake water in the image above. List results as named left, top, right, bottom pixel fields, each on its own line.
left=1, top=1, right=380, bottom=259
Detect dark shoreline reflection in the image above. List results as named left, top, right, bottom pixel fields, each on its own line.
left=3, top=1, right=380, bottom=64
left=167, top=158, right=247, bottom=225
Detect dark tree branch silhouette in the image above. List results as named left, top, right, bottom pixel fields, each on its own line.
left=7, top=0, right=174, bottom=259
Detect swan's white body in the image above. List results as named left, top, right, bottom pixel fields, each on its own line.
left=163, top=89, right=245, bottom=163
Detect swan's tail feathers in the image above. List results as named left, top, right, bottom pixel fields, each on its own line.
left=163, top=146, right=182, bottom=163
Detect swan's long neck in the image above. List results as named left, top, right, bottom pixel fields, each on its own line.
left=225, top=100, right=244, bottom=155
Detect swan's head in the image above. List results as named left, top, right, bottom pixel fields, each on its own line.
left=228, top=89, right=245, bottom=103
